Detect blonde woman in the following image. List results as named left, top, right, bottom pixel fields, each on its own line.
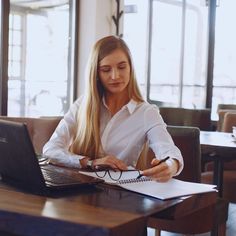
left=43, top=35, right=183, bottom=182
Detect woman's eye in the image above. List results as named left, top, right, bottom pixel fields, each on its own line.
left=100, top=67, right=111, bottom=73
left=118, top=63, right=127, bottom=70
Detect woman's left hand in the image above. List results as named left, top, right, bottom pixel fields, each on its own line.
left=141, top=158, right=179, bottom=182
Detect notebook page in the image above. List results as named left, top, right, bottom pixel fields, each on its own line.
left=118, top=178, right=217, bottom=200
left=79, top=170, right=217, bottom=200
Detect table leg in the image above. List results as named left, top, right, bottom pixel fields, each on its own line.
left=213, top=158, right=224, bottom=197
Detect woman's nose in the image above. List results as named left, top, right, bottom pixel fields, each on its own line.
left=111, top=68, right=118, bottom=80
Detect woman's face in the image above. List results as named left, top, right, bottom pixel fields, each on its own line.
left=98, top=49, right=130, bottom=96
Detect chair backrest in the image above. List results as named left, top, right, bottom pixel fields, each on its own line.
left=217, top=103, right=236, bottom=112
left=159, top=107, right=211, bottom=131
left=158, top=107, right=185, bottom=126
left=221, top=112, right=236, bottom=132
left=217, top=104, right=236, bottom=130
left=167, top=126, right=201, bottom=182
left=136, top=125, right=201, bottom=183
left=0, top=116, right=61, bottom=154
left=217, top=109, right=236, bottom=131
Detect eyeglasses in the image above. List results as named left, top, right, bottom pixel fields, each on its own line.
left=94, top=166, right=140, bottom=181
left=95, top=169, right=123, bottom=180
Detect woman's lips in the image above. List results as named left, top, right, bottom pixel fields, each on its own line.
left=109, top=82, right=123, bottom=86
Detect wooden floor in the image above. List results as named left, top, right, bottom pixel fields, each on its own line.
left=148, top=203, right=236, bottom=236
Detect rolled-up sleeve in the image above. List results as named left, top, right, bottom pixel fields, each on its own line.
left=144, top=105, right=184, bottom=175
left=43, top=99, right=84, bottom=168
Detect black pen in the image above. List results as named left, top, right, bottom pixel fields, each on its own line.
left=136, top=156, right=170, bottom=179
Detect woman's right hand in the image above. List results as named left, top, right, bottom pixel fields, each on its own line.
left=93, top=155, right=128, bottom=170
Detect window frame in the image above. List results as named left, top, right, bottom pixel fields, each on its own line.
left=146, top=0, right=216, bottom=110
left=0, top=0, right=79, bottom=116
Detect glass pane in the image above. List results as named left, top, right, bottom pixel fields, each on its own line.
left=145, top=0, right=208, bottom=108
left=212, top=0, right=236, bottom=120
left=12, top=30, right=21, bottom=45
left=12, top=45, right=21, bottom=61
left=8, top=43, right=12, bottom=61
left=123, top=0, right=149, bottom=97
left=149, top=0, right=182, bottom=106
left=9, top=29, right=13, bottom=45
left=8, top=0, right=73, bottom=117
left=8, top=80, right=22, bottom=115
left=13, top=14, right=22, bottom=30
left=8, top=61, right=21, bottom=77
left=9, top=14, right=13, bottom=29
left=25, top=81, right=67, bottom=116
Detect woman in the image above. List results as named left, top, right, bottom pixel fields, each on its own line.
left=43, top=35, right=183, bottom=182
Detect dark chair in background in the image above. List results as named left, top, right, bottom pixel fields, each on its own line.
left=137, top=126, right=229, bottom=236
left=217, top=104, right=236, bottom=112
left=159, top=107, right=212, bottom=131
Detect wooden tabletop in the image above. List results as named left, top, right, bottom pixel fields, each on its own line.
left=0, top=182, right=184, bottom=236
left=0, top=154, right=219, bottom=236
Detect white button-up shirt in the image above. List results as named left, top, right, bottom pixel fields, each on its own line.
left=43, top=98, right=183, bottom=175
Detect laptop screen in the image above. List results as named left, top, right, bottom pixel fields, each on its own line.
left=0, top=119, right=102, bottom=194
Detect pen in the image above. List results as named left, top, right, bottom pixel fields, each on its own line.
left=136, top=156, right=170, bottom=179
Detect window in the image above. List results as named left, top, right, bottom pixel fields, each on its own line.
left=6, top=0, right=78, bottom=117
left=124, top=0, right=209, bottom=109
left=212, top=0, right=236, bottom=119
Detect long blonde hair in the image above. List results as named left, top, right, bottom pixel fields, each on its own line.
left=70, top=35, right=144, bottom=158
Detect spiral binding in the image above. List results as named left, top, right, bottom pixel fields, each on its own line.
left=117, top=177, right=152, bottom=185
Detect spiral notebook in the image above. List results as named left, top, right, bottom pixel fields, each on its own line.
left=79, top=169, right=217, bottom=200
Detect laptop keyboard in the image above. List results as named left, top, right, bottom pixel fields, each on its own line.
left=41, top=169, right=80, bottom=184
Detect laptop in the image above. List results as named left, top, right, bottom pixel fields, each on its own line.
left=0, top=119, right=103, bottom=195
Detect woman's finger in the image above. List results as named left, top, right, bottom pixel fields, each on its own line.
left=95, top=155, right=127, bottom=170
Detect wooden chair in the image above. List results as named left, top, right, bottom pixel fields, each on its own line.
left=217, top=109, right=236, bottom=131
left=217, top=104, right=236, bottom=112
left=221, top=112, right=236, bottom=132
left=202, top=112, right=236, bottom=203
left=137, top=126, right=229, bottom=236
left=159, top=107, right=212, bottom=131
left=216, top=104, right=236, bottom=131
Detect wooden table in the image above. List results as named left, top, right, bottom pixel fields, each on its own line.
left=200, top=131, right=236, bottom=196
left=0, top=181, right=217, bottom=236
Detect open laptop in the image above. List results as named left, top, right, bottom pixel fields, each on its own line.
left=0, top=119, right=103, bottom=195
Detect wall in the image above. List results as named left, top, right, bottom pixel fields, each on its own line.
left=76, top=0, right=119, bottom=97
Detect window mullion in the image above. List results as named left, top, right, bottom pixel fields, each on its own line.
left=205, top=0, right=216, bottom=108
left=179, top=0, right=186, bottom=107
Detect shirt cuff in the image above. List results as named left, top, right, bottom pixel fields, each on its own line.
left=165, top=158, right=182, bottom=176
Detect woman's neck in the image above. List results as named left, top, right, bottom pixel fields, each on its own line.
left=105, top=92, right=130, bottom=116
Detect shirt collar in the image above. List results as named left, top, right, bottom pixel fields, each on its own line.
left=126, top=99, right=138, bottom=114
left=102, top=97, right=138, bottom=114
